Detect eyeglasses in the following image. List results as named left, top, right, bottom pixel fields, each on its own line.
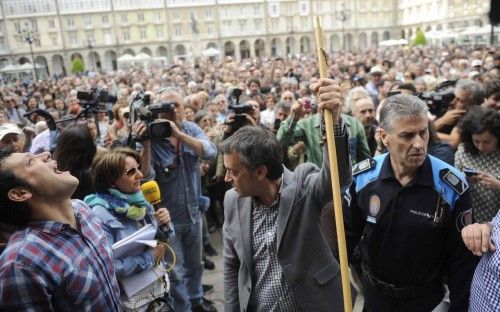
left=123, top=165, right=141, bottom=176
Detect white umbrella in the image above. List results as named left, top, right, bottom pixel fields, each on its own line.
left=117, top=54, right=135, bottom=63
left=0, top=64, right=19, bottom=73
left=380, top=39, right=405, bottom=47
left=16, top=63, right=45, bottom=72
left=202, top=47, right=220, bottom=57
left=134, top=53, right=152, bottom=61
left=425, top=30, right=444, bottom=39
left=460, top=25, right=493, bottom=36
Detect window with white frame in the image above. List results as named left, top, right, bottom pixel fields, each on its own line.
left=156, top=27, right=163, bottom=38
left=254, top=4, right=260, bottom=15
left=123, top=29, right=130, bottom=41
left=254, top=19, right=261, bottom=31
left=239, top=20, right=246, bottom=32
left=138, top=12, right=145, bottom=22
left=104, top=30, right=112, bottom=44
left=84, top=15, right=92, bottom=27
left=48, top=20, right=55, bottom=28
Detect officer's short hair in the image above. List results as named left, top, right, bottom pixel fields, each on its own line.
left=220, top=126, right=283, bottom=180
left=380, top=94, right=428, bottom=132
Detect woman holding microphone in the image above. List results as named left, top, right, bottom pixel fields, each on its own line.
left=85, top=147, right=173, bottom=311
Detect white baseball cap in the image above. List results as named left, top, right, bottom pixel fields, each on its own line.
left=0, top=123, right=21, bottom=141
left=370, top=66, right=384, bottom=74
left=471, top=59, right=482, bottom=67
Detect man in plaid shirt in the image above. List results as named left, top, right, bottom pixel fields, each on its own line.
left=0, top=150, right=123, bottom=311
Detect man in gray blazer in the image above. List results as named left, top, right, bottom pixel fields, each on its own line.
left=221, top=78, right=353, bottom=312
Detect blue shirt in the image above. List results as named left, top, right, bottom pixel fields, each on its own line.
left=151, top=121, right=217, bottom=224
left=0, top=200, right=123, bottom=311
left=469, top=213, right=500, bottom=311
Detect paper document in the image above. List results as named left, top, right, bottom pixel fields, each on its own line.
left=111, top=224, right=163, bottom=297
left=112, top=224, right=156, bottom=258
left=120, top=265, right=165, bottom=298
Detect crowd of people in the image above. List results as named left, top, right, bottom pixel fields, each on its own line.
left=0, top=43, right=499, bottom=311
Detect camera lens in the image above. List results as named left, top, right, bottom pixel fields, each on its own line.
left=149, top=121, right=172, bottom=141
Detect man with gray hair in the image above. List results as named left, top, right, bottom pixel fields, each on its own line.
left=434, top=79, right=485, bottom=147
left=222, top=78, right=352, bottom=312
left=345, top=94, right=478, bottom=311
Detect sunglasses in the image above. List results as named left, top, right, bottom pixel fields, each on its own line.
left=123, top=165, right=141, bottom=176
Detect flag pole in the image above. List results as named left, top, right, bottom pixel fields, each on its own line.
left=314, top=16, right=352, bottom=312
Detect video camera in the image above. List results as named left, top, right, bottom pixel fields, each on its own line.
left=77, top=87, right=117, bottom=104
left=227, top=88, right=253, bottom=131
left=416, top=81, right=456, bottom=118
left=388, top=81, right=456, bottom=118
left=131, top=91, right=174, bottom=141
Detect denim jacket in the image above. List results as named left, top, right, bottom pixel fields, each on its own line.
left=150, top=121, right=218, bottom=224
left=90, top=201, right=158, bottom=280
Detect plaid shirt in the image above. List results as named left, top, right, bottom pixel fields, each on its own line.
left=249, top=184, right=301, bottom=312
left=0, top=200, right=123, bottom=311
left=469, top=212, right=500, bottom=311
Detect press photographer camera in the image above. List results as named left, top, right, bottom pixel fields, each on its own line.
left=130, top=91, right=174, bottom=141
left=226, top=88, right=254, bottom=133
left=416, top=81, right=456, bottom=118
left=388, top=81, right=456, bottom=118
left=77, top=87, right=117, bottom=106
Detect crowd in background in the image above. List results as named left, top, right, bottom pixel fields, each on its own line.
left=0, top=43, right=499, bottom=311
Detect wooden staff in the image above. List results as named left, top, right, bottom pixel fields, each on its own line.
left=314, top=16, right=352, bottom=312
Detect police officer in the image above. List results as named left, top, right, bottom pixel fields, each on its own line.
left=345, top=94, right=479, bottom=311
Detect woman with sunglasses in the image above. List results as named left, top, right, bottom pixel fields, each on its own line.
left=84, top=147, right=172, bottom=311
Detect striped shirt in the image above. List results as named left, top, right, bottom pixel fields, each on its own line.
left=0, top=200, right=123, bottom=311
left=469, top=212, right=500, bottom=312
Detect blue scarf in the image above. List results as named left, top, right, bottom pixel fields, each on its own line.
left=84, top=188, right=149, bottom=221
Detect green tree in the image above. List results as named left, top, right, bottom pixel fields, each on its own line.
left=71, top=58, right=85, bottom=74
left=413, top=29, right=427, bottom=46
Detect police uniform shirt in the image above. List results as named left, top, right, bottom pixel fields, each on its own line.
left=345, top=154, right=479, bottom=310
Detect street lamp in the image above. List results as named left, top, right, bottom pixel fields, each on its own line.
left=86, top=40, right=95, bottom=71
left=335, top=3, right=351, bottom=51
left=17, top=22, right=38, bottom=81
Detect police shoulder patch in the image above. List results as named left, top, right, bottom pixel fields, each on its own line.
left=439, top=169, right=467, bottom=195
left=352, top=158, right=376, bottom=176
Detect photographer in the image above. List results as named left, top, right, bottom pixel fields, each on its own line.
left=434, top=79, right=484, bottom=148
left=138, top=88, right=218, bottom=312
left=222, top=89, right=265, bottom=139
